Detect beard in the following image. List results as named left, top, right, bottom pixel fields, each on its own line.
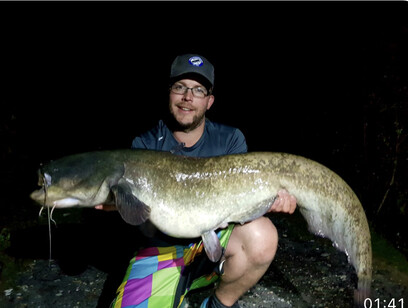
left=167, top=104, right=206, bottom=133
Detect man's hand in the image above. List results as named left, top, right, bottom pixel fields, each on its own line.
left=94, top=204, right=117, bottom=211
left=268, top=189, right=297, bottom=214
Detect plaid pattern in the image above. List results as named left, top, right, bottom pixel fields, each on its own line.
left=112, top=225, right=235, bottom=308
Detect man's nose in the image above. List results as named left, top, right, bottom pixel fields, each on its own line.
left=182, top=88, right=194, bottom=100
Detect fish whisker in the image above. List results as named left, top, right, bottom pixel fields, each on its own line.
left=42, top=175, right=54, bottom=266
left=39, top=206, right=45, bottom=217
left=50, top=204, right=57, bottom=226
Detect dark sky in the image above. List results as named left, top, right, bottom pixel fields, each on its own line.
left=1, top=2, right=408, bottom=256
left=2, top=2, right=407, bottom=172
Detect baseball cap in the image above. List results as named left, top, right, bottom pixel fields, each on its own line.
left=170, top=54, right=215, bottom=89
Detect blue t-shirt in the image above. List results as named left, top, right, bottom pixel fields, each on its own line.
left=131, top=119, right=247, bottom=157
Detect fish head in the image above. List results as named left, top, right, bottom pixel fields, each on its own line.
left=30, top=152, right=123, bottom=208
left=30, top=170, right=87, bottom=208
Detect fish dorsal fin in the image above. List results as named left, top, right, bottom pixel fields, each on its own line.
left=201, top=230, right=222, bottom=262
left=111, top=179, right=151, bottom=226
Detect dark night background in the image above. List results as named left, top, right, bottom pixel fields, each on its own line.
left=1, top=1, right=408, bottom=303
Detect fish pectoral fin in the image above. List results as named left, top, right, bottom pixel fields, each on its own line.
left=111, top=181, right=151, bottom=226
left=201, top=230, right=222, bottom=262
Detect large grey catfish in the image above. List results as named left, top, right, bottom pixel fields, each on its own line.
left=30, top=149, right=371, bottom=305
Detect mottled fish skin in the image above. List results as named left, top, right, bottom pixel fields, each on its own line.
left=30, top=149, right=372, bottom=305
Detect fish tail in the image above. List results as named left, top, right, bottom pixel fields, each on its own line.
left=354, top=276, right=371, bottom=307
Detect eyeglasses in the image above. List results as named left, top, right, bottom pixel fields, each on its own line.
left=170, top=83, right=209, bottom=98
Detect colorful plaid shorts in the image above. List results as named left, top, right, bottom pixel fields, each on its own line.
left=112, top=224, right=235, bottom=308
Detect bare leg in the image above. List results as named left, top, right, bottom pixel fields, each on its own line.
left=215, top=217, right=278, bottom=306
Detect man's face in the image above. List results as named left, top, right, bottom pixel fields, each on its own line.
left=169, top=79, right=214, bottom=132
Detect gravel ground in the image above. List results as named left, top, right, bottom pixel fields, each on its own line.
left=1, top=211, right=407, bottom=308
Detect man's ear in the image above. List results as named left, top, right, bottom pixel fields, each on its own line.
left=207, top=95, right=215, bottom=110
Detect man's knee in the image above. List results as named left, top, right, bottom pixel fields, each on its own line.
left=230, top=217, right=278, bottom=266
left=248, top=217, right=278, bottom=265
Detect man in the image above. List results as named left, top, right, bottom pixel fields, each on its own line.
left=107, top=54, right=296, bottom=308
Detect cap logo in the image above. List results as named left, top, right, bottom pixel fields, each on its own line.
left=188, top=56, right=203, bottom=67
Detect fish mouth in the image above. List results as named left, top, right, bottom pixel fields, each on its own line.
left=30, top=187, right=45, bottom=204
left=52, top=197, right=80, bottom=207
left=30, top=187, right=80, bottom=208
